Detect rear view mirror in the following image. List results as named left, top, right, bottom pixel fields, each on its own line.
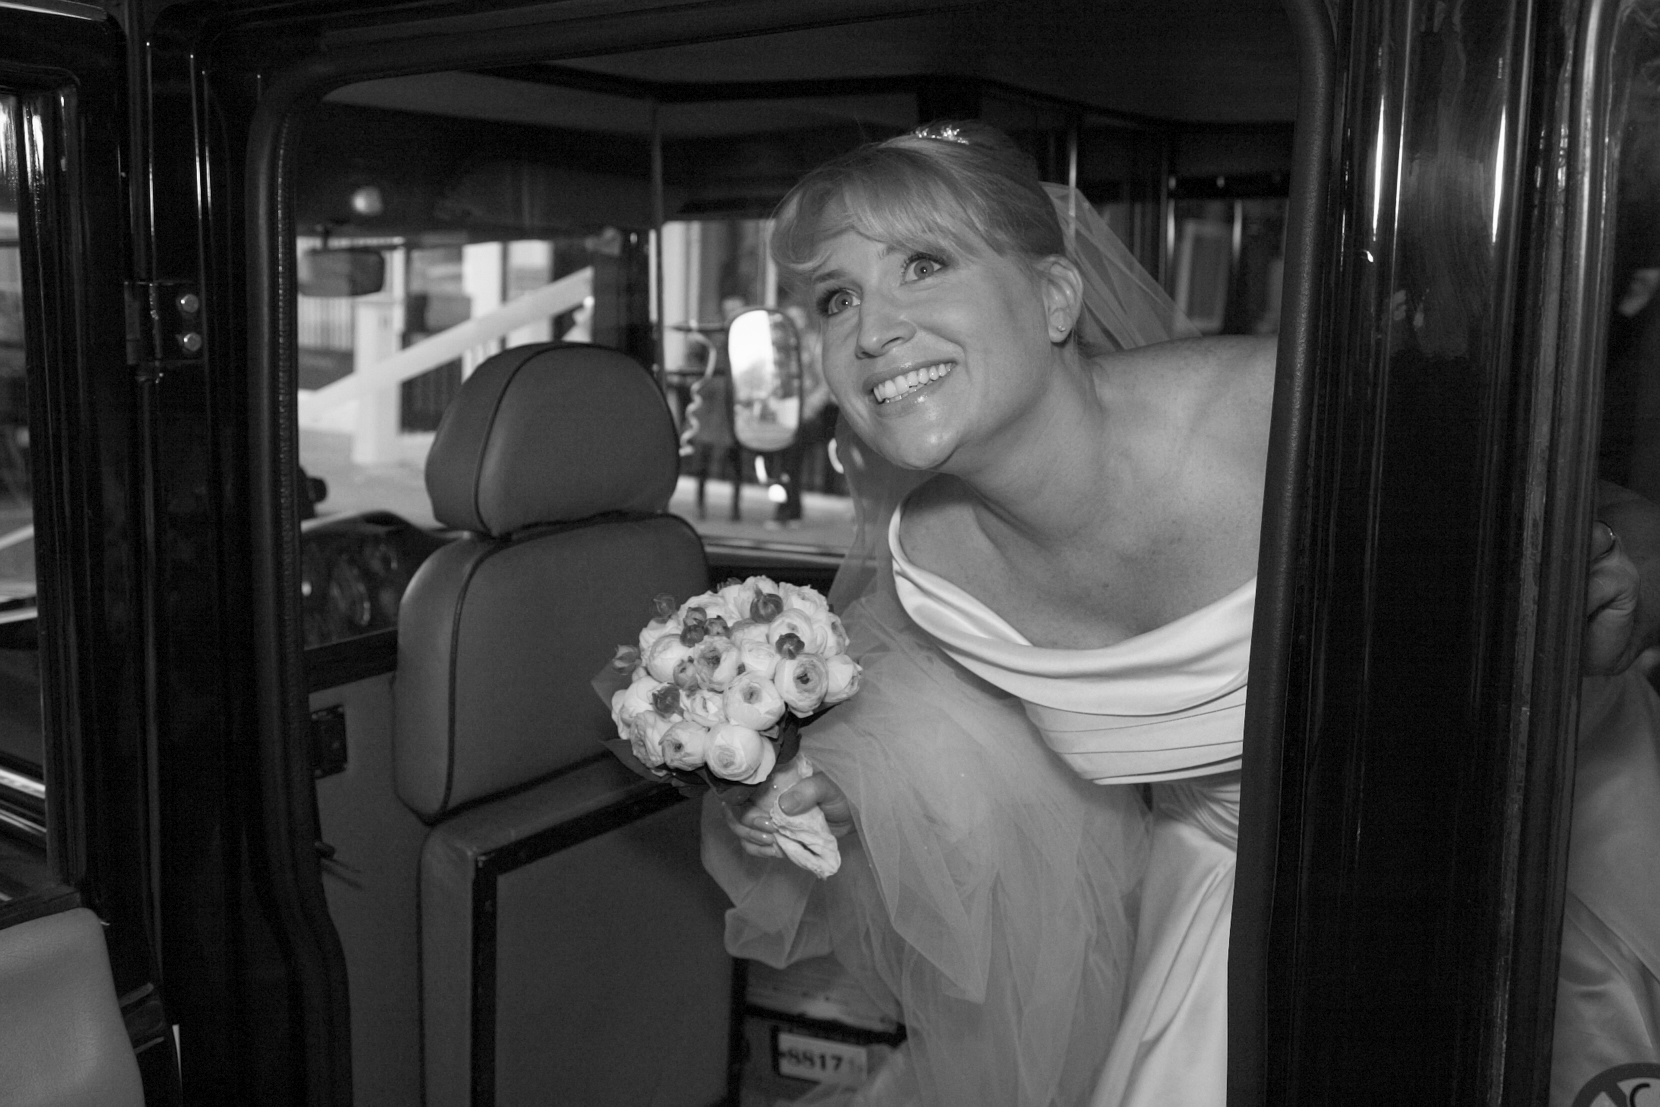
left=299, top=247, right=386, bottom=297
left=727, top=307, right=802, bottom=452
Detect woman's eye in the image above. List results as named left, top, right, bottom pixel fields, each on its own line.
left=904, top=254, right=945, bottom=281
left=818, top=288, right=858, bottom=317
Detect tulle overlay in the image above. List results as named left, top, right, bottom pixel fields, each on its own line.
left=702, top=569, right=1150, bottom=1106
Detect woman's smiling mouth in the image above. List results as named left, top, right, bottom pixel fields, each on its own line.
left=872, top=362, right=955, bottom=404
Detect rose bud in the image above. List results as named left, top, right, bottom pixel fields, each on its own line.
left=610, top=644, right=641, bottom=673
left=705, top=616, right=729, bottom=638
left=723, top=671, right=787, bottom=730
left=752, top=591, right=785, bottom=622
left=774, top=633, right=804, bottom=660
left=660, top=720, right=713, bottom=771
left=774, top=653, right=830, bottom=716
left=683, top=688, right=727, bottom=728
left=823, top=654, right=861, bottom=705
left=644, top=634, right=695, bottom=682
left=679, top=621, right=709, bottom=647
left=706, top=723, right=777, bottom=784
left=672, top=658, right=702, bottom=692
left=652, top=593, right=679, bottom=620
left=692, top=636, right=742, bottom=691
left=737, top=637, right=780, bottom=678
left=628, top=710, right=675, bottom=768
left=651, top=683, right=683, bottom=718
left=683, top=590, right=743, bottom=627
left=767, top=610, right=816, bottom=651
left=682, top=605, right=708, bottom=629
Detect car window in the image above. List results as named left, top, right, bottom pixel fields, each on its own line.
left=289, top=71, right=1287, bottom=649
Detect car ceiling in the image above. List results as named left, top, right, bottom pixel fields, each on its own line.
left=324, top=0, right=1300, bottom=128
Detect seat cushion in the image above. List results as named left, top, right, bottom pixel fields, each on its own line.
left=0, top=907, right=144, bottom=1107
left=394, top=514, right=707, bottom=821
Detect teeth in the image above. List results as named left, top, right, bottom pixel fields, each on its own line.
left=874, top=363, right=953, bottom=404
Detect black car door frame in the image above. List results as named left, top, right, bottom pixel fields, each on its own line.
left=0, top=0, right=177, bottom=1101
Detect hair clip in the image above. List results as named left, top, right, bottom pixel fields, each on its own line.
left=912, top=123, right=970, bottom=145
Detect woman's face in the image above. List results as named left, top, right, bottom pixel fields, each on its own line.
left=807, top=227, right=1063, bottom=473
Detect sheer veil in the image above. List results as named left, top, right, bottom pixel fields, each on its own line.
left=703, top=183, right=1197, bottom=1106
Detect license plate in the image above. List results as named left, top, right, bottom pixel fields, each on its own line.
left=775, top=1029, right=868, bottom=1086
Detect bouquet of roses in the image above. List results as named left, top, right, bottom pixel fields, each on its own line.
left=594, top=577, right=860, bottom=876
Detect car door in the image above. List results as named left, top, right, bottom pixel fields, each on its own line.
left=0, top=3, right=177, bottom=1103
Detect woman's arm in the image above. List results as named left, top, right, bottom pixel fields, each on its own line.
left=1586, top=481, right=1660, bottom=674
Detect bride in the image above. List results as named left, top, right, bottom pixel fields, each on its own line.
left=702, top=121, right=1657, bottom=1105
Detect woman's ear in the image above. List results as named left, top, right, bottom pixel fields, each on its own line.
left=1038, top=255, right=1085, bottom=343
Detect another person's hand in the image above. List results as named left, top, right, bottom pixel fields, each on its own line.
left=721, top=757, right=854, bottom=860
left=1584, top=519, right=1642, bottom=675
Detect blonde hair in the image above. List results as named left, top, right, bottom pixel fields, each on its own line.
left=770, top=121, right=1064, bottom=292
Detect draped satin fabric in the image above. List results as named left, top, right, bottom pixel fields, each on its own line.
left=889, top=509, right=1252, bottom=784
left=889, top=502, right=1248, bottom=1107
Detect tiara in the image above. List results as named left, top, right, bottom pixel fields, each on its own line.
left=911, top=122, right=970, bottom=145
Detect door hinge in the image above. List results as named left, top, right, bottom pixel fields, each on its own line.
left=123, top=281, right=204, bottom=380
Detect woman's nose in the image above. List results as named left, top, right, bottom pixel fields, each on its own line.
left=854, top=295, right=912, bottom=358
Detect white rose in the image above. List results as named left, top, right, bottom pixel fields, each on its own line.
left=660, top=720, right=713, bottom=771
left=780, top=582, right=832, bottom=621
left=766, top=609, right=818, bottom=652
left=681, top=591, right=743, bottom=629
left=627, top=710, right=676, bottom=768
left=638, top=616, right=682, bottom=656
left=730, top=620, right=770, bottom=647
left=706, top=723, right=777, bottom=784
left=691, top=636, right=742, bottom=691
left=610, top=672, right=664, bottom=734
left=774, top=653, right=829, bottom=716
left=683, top=688, right=727, bottom=728
left=822, top=613, right=850, bottom=656
left=823, top=653, right=861, bottom=705
left=737, top=637, right=780, bottom=680
left=723, top=671, right=787, bottom=730
left=644, top=633, right=695, bottom=682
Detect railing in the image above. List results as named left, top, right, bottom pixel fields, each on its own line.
left=296, top=266, right=593, bottom=423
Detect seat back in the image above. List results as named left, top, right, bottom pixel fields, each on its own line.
left=392, top=343, right=732, bottom=1106
left=395, top=342, right=707, bottom=819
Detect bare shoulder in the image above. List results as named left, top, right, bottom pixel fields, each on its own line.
left=894, top=475, right=985, bottom=577
left=1116, top=334, right=1275, bottom=462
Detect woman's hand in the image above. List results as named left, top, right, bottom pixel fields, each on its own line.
left=721, top=757, right=855, bottom=860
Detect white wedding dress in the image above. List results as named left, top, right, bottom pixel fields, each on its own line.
left=704, top=489, right=1660, bottom=1106
left=889, top=504, right=1249, bottom=1107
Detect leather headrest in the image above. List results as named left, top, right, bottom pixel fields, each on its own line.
left=425, top=344, right=678, bottom=535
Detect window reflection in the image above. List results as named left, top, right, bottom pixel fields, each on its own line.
left=0, top=91, right=45, bottom=881
left=1553, top=10, right=1660, bottom=1105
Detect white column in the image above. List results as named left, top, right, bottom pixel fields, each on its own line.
left=505, top=240, right=554, bottom=346
left=350, top=246, right=406, bottom=466
left=460, top=241, right=504, bottom=376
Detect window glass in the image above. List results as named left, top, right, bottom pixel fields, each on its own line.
left=289, top=76, right=1220, bottom=648
left=0, top=91, right=47, bottom=893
